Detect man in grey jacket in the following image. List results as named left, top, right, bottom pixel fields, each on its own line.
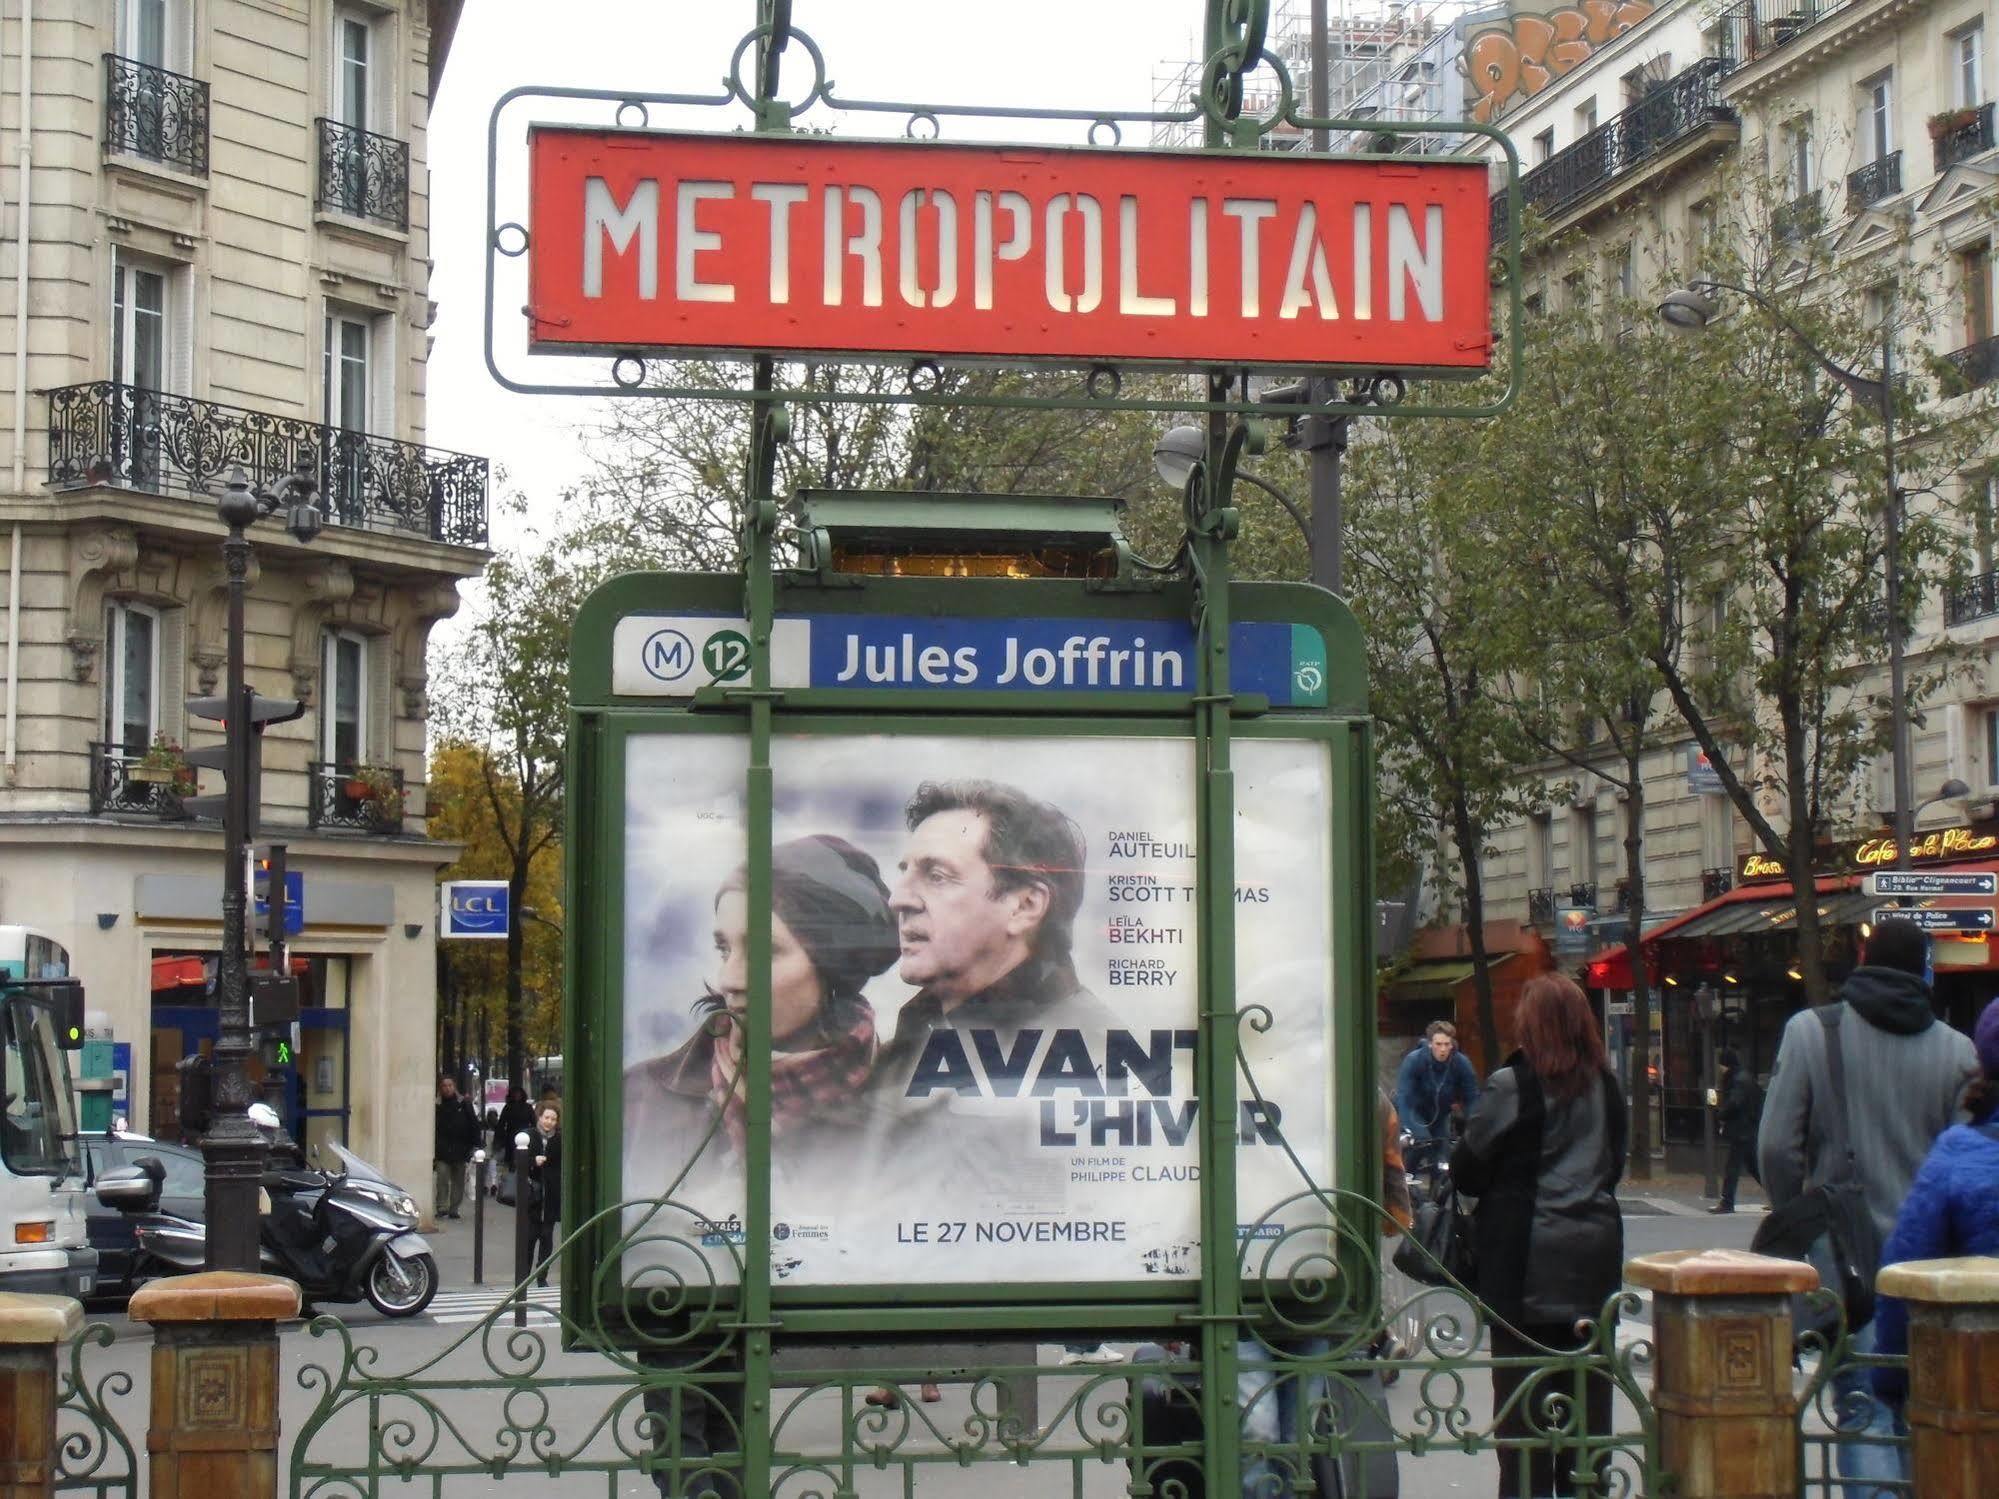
left=1758, top=917, right=1977, bottom=1497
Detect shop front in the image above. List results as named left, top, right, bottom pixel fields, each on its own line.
left=1586, top=821, right=1999, bottom=1151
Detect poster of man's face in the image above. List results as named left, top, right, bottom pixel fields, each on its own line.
left=618, top=731, right=1337, bottom=1290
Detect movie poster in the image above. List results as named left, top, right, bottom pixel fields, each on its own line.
left=619, top=731, right=1337, bottom=1289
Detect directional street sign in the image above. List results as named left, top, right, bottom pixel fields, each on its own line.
left=1864, top=871, right=1999, bottom=897
left=1873, top=905, right=1998, bottom=932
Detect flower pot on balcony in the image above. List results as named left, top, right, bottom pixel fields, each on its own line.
left=1930, top=108, right=1979, bottom=141
left=343, top=777, right=372, bottom=799
left=129, top=763, right=176, bottom=785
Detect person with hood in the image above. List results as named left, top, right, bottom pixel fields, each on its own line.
left=624, top=833, right=899, bottom=1180
left=1709, top=1049, right=1764, bottom=1214
left=1394, top=1020, right=1480, bottom=1181
left=1451, top=974, right=1626, bottom=1499
left=1758, top=917, right=1978, bottom=1496
left=1869, top=996, right=1999, bottom=1478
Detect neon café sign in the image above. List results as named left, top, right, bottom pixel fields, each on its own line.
left=1736, top=822, right=1999, bottom=883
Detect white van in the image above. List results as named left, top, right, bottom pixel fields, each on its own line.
left=1, top=926, right=97, bottom=1297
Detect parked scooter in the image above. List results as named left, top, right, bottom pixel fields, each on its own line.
left=93, top=1111, right=438, bottom=1317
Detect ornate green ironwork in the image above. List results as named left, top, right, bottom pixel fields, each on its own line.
left=482, top=0, right=1524, bottom=421
left=54, top=1322, right=137, bottom=1499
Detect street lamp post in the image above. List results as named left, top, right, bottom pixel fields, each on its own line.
left=1660, top=281, right=1912, bottom=870
left=202, top=460, right=322, bottom=1271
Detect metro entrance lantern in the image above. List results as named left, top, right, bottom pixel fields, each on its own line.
left=527, top=131, right=1492, bottom=374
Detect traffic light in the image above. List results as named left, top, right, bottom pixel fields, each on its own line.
left=181, top=687, right=306, bottom=830
left=174, top=1052, right=214, bottom=1140
left=257, top=1031, right=294, bottom=1070
left=254, top=843, right=292, bottom=949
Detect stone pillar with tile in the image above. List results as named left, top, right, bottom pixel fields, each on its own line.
left=1626, top=1247, right=1820, bottom=1499
left=1875, top=1256, right=1999, bottom=1495
left=128, top=1272, right=300, bottom=1499
left=0, top=1293, right=83, bottom=1499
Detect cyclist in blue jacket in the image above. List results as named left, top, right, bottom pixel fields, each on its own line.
left=1394, top=1020, right=1480, bottom=1180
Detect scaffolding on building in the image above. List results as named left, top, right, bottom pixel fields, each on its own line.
left=1151, top=0, right=1478, bottom=156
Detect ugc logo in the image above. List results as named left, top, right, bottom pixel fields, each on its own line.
left=641, top=628, right=696, bottom=682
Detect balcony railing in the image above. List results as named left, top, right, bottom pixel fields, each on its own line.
left=1714, top=0, right=1857, bottom=69
left=45, top=382, right=489, bottom=547
left=89, top=742, right=191, bottom=819
left=1946, top=570, right=1999, bottom=626
left=1567, top=882, right=1599, bottom=910
left=1944, top=334, right=1999, bottom=395
left=1500, top=59, right=1735, bottom=228
left=315, top=118, right=410, bottom=231
left=1527, top=887, right=1556, bottom=926
left=1772, top=188, right=1822, bottom=245
left=1845, top=152, right=1901, bottom=210
left=1701, top=866, right=1734, bottom=901
left=1934, top=103, right=1996, bottom=171
left=308, top=763, right=405, bottom=834
left=103, top=54, right=208, bottom=176
left=1612, top=877, right=1636, bottom=915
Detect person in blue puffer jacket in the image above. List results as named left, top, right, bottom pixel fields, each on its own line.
left=1872, top=995, right=1999, bottom=1432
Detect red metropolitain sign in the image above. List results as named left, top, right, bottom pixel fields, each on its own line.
left=526, top=128, right=1494, bottom=372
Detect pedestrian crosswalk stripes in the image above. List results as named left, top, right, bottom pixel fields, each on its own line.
left=423, top=1286, right=562, bottom=1326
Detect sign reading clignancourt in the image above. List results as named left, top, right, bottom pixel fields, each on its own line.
left=528, top=130, right=1492, bottom=372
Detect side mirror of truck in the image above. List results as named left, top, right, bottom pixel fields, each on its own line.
left=94, top=1164, right=161, bottom=1213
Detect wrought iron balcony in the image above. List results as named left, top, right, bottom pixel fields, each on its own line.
left=1701, top=866, right=1733, bottom=901
left=1845, top=152, right=1901, bottom=210
left=1497, top=60, right=1734, bottom=228
left=308, top=763, right=406, bottom=834
left=44, top=382, right=489, bottom=547
left=103, top=54, right=208, bottom=176
left=315, top=118, right=410, bottom=231
left=1946, top=570, right=1999, bottom=627
left=1567, top=882, right=1599, bottom=910
left=1612, top=877, right=1636, bottom=915
left=1714, top=0, right=1856, bottom=69
left=1527, top=887, right=1556, bottom=926
left=89, top=742, right=191, bottom=819
left=1772, top=188, right=1822, bottom=245
left=1944, top=334, right=1999, bottom=395
left=1933, top=103, right=1996, bottom=172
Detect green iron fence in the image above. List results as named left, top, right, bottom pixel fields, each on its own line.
left=54, top=1322, right=137, bottom=1499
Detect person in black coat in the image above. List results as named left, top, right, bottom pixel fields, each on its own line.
left=1452, top=973, right=1628, bottom=1499
left=1710, top=1049, right=1763, bottom=1214
left=529, top=1103, right=562, bottom=1287
left=493, top=1086, right=536, bottom=1169
left=432, top=1075, right=480, bottom=1219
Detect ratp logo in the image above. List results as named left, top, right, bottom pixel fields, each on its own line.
left=641, top=628, right=696, bottom=682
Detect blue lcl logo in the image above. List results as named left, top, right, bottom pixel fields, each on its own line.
left=442, top=883, right=510, bottom=940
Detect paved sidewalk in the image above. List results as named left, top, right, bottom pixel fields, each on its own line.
left=1620, top=1168, right=1772, bottom=1218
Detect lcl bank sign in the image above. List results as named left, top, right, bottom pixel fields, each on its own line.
left=439, top=880, right=511, bottom=941
left=526, top=130, right=1494, bottom=372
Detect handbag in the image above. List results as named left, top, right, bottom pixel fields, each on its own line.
left=1392, top=1178, right=1477, bottom=1288
left=1751, top=1005, right=1884, bottom=1337
left=496, top=1168, right=517, bottom=1207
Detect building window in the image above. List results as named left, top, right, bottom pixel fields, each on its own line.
left=1984, top=705, right=1999, bottom=787
left=322, top=629, right=368, bottom=766
left=1979, top=474, right=1998, bottom=575
left=118, top=0, right=169, bottom=69
left=1785, top=115, right=1815, bottom=194
left=103, top=602, right=160, bottom=756
left=1533, top=127, right=1555, bottom=165
left=111, top=252, right=168, bottom=393
left=1687, top=200, right=1713, bottom=273
left=1576, top=99, right=1599, bottom=136
left=1530, top=813, right=1554, bottom=888
left=334, top=8, right=372, bottom=131
left=1563, top=269, right=1590, bottom=312
left=1964, top=243, right=1992, bottom=345
left=322, top=312, right=371, bottom=432
left=1859, top=71, right=1894, bottom=163
left=1957, top=22, right=1985, bottom=109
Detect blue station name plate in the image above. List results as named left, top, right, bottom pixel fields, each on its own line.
left=611, top=613, right=1328, bottom=707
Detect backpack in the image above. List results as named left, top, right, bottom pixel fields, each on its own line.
left=1750, top=1005, right=1884, bottom=1338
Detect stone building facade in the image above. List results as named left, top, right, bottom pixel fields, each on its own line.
left=0, top=0, right=482, bottom=1202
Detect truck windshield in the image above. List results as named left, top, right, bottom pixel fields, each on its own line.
left=1, top=994, right=81, bottom=1178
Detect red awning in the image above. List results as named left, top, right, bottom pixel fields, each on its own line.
left=1585, top=874, right=1859, bottom=989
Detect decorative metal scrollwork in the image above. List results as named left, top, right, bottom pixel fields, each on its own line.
left=103, top=54, right=210, bottom=177
left=315, top=118, right=411, bottom=232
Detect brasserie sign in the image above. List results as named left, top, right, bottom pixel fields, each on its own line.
left=1736, top=821, right=1999, bottom=884
left=526, top=129, right=1492, bottom=372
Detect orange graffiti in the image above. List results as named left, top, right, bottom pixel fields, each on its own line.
left=1466, top=1, right=1656, bottom=125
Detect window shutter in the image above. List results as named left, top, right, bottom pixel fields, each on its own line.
left=158, top=607, right=187, bottom=742
left=168, top=265, right=194, bottom=396
left=367, top=633, right=393, bottom=767
left=371, top=311, right=396, bottom=438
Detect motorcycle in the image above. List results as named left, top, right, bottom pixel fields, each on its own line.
left=94, top=1138, right=439, bottom=1317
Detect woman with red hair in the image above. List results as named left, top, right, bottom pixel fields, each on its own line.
left=1451, top=973, right=1628, bottom=1498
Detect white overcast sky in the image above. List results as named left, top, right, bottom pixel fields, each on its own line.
left=424, top=1, right=1195, bottom=553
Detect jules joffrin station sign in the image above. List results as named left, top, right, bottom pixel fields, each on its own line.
left=526, top=130, right=1493, bottom=371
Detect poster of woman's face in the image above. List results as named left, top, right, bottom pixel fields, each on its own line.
left=617, top=731, right=1338, bottom=1291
